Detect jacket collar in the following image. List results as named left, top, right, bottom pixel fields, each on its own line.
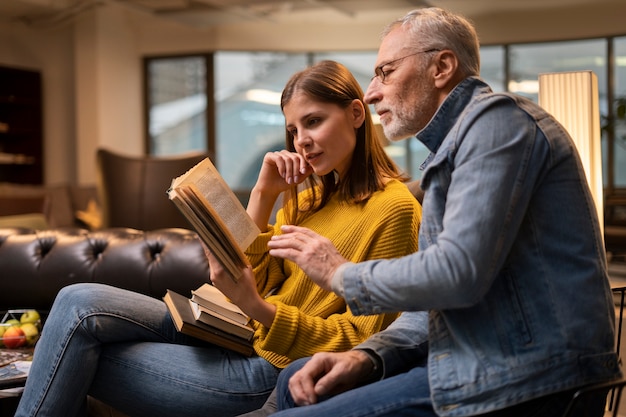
left=415, top=77, right=491, bottom=154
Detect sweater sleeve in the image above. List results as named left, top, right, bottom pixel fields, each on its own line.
left=256, top=301, right=398, bottom=369
left=244, top=208, right=289, bottom=298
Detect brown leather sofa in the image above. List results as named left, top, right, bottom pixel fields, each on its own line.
left=0, top=227, right=210, bottom=312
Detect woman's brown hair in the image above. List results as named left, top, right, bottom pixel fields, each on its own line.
left=280, top=60, right=407, bottom=224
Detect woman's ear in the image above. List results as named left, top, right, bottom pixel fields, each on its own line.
left=433, top=50, right=459, bottom=89
left=351, top=99, right=366, bottom=128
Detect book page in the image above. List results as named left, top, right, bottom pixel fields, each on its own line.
left=169, top=186, right=241, bottom=280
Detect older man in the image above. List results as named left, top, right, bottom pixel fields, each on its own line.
left=267, top=7, right=621, bottom=417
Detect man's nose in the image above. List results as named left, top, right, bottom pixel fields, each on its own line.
left=364, top=78, right=381, bottom=105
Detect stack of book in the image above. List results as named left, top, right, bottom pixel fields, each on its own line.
left=190, top=283, right=253, bottom=339
left=164, top=286, right=254, bottom=356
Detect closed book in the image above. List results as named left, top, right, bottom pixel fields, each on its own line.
left=163, top=289, right=254, bottom=357
left=189, top=300, right=254, bottom=340
left=191, top=283, right=250, bottom=325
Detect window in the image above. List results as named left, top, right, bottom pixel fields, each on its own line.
left=145, top=55, right=210, bottom=156
left=145, top=36, right=626, bottom=228
left=614, top=37, right=626, bottom=188
left=509, top=39, right=607, bottom=101
left=480, top=46, right=506, bottom=92
left=214, top=52, right=308, bottom=190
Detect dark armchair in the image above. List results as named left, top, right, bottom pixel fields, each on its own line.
left=96, top=148, right=207, bottom=231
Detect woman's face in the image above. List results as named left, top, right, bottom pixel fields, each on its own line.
left=283, top=92, right=364, bottom=179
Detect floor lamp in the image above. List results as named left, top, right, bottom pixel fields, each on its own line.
left=538, top=70, right=604, bottom=236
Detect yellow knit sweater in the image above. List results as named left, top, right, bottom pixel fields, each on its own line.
left=245, top=179, right=421, bottom=368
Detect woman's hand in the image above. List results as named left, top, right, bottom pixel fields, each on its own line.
left=255, top=150, right=313, bottom=197
left=204, top=246, right=276, bottom=328
left=247, top=150, right=314, bottom=230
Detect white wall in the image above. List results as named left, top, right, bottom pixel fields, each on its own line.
left=2, top=0, right=626, bottom=186
left=74, top=5, right=143, bottom=185
left=0, top=20, right=75, bottom=185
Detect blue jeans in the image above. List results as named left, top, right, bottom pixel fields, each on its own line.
left=15, top=283, right=279, bottom=417
left=273, top=358, right=607, bottom=417
left=274, top=358, right=435, bottom=417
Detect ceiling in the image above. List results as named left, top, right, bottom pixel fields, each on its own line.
left=0, top=0, right=620, bottom=29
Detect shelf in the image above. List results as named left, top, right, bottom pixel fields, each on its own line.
left=0, top=66, right=43, bottom=184
left=0, top=153, right=35, bottom=165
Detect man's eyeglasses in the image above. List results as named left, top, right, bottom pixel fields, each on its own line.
left=371, top=49, right=441, bottom=83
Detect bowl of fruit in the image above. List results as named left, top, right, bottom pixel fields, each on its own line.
left=0, top=310, right=41, bottom=349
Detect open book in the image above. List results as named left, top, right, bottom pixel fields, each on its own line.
left=163, top=290, right=254, bottom=356
left=167, top=158, right=261, bottom=282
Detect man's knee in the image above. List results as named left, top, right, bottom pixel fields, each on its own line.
left=276, top=357, right=312, bottom=410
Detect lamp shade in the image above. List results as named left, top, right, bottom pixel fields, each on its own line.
left=538, top=70, right=603, bottom=235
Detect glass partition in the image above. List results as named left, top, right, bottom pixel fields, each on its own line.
left=480, top=45, right=506, bottom=92
left=147, top=55, right=208, bottom=156
left=214, top=52, right=308, bottom=189
left=614, top=37, right=626, bottom=188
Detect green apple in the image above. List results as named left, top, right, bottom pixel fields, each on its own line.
left=4, top=319, right=20, bottom=326
left=3, top=326, right=26, bottom=349
left=0, top=325, right=6, bottom=347
left=20, top=310, right=41, bottom=327
left=20, top=322, right=39, bottom=346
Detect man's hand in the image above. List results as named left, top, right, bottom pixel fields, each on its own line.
left=288, top=350, right=376, bottom=406
left=267, top=225, right=347, bottom=292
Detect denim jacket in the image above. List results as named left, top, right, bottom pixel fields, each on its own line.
left=338, top=77, right=621, bottom=416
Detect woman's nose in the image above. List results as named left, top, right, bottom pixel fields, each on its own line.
left=294, top=132, right=312, bottom=148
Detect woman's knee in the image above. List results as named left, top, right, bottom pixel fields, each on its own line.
left=55, top=283, right=106, bottom=304
left=51, top=283, right=119, bottom=319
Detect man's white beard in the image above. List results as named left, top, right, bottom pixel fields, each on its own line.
left=382, top=121, right=415, bottom=142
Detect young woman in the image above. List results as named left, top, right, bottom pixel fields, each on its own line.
left=15, top=60, right=421, bottom=417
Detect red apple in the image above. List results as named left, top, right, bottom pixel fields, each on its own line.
left=3, top=326, right=26, bottom=349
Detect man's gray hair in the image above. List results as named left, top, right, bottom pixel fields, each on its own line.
left=382, top=7, right=481, bottom=77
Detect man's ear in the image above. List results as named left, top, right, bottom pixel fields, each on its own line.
left=433, top=50, right=459, bottom=88
left=351, top=99, right=366, bottom=128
